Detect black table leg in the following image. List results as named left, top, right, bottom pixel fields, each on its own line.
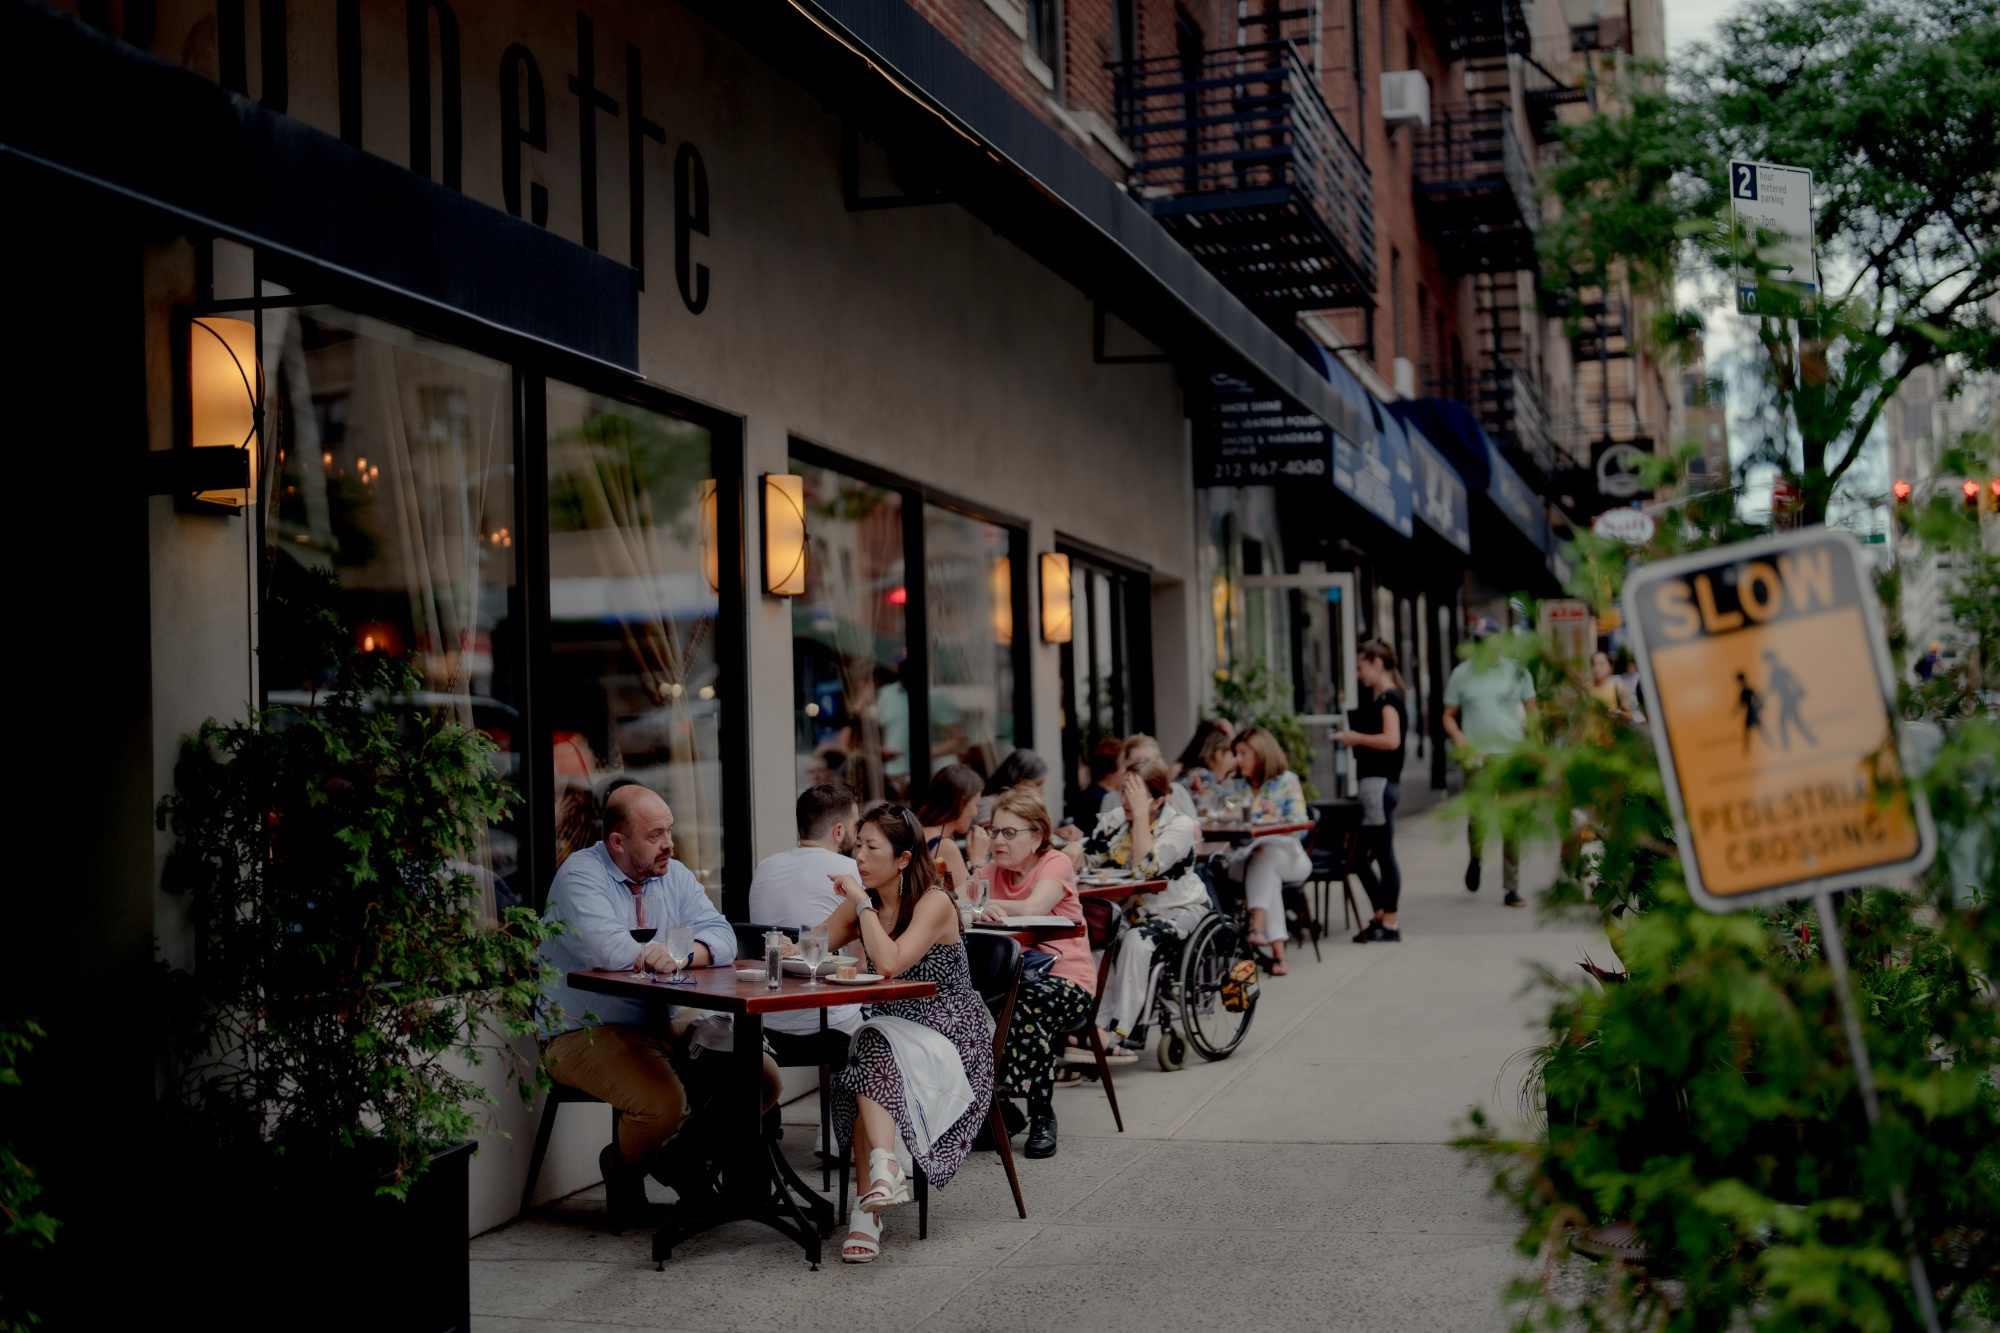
left=652, top=1012, right=834, bottom=1270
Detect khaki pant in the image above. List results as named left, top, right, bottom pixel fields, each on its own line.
left=545, top=1024, right=784, bottom=1170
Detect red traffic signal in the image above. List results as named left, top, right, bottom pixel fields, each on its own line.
left=1893, top=479, right=1912, bottom=501
left=1964, top=480, right=1981, bottom=500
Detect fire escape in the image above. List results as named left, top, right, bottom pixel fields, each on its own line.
left=1410, top=0, right=1567, bottom=491
left=1113, top=39, right=1375, bottom=322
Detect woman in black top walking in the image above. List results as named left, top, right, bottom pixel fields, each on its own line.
left=1337, top=639, right=1407, bottom=942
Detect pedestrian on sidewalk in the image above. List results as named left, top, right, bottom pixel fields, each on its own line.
left=1442, top=617, right=1537, bottom=908
left=1336, top=639, right=1406, bottom=942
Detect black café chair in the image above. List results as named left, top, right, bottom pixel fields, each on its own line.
left=836, top=930, right=1029, bottom=1237
left=518, top=1084, right=616, bottom=1220
left=1303, top=800, right=1367, bottom=934
left=731, top=923, right=843, bottom=1190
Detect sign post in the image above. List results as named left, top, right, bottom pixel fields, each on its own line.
left=1623, top=527, right=1938, bottom=1331
left=1729, top=160, right=1818, bottom=315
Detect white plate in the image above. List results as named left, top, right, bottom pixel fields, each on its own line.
left=825, top=973, right=885, bottom=985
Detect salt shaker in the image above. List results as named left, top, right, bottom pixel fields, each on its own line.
left=764, top=930, right=786, bottom=990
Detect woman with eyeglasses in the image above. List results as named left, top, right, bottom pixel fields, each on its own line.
left=821, top=805, right=994, bottom=1264
left=970, top=788, right=1094, bottom=1159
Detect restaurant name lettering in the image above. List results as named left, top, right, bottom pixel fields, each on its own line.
left=91, top=0, right=713, bottom=311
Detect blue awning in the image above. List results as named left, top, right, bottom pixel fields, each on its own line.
left=1403, top=421, right=1471, bottom=553
left=1389, top=398, right=1546, bottom=552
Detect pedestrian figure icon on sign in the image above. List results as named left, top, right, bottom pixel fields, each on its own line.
left=1734, top=672, right=1767, bottom=754
left=1765, top=651, right=1816, bottom=749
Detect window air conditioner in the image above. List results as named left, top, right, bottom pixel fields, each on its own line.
left=1382, top=70, right=1431, bottom=128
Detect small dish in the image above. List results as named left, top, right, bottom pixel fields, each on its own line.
left=734, top=967, right=767, bottom=981
left=825, top=972, right=885, bottom=985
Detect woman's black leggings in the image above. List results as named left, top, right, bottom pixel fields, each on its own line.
left=1355, top=781, right=1402, bottom=914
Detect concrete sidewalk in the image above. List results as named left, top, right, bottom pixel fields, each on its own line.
left=470, top=804, right=1610, bottom=1331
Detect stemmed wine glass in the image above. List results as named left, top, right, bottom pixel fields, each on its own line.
left=799, top=926, right=829, bottom=987
left=665, top=924, right=695, bottom=985
left=630, top=925, right=657, bottom=981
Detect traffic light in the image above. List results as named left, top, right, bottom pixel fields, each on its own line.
left=1965, top=478, right=1982, bottom=516
left=1985, top=477, right=2000, bottom=516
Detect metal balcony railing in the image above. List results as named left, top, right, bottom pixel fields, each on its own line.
left=1112, top=41, right=1375, bottom=312
left=1416, top=0, right=1530, bottom=62
left=1412, top=106, right=1540, bottom=272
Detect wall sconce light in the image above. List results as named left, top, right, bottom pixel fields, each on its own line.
left=698, top=479, right=719, bottom=593
left=761, top=473, right=807, bottom=596
left=148, top=315, right=259, bottom=512
left=991, top=555, right=1013, bottom=645
left=1040, top=552, right=1073, bottom=643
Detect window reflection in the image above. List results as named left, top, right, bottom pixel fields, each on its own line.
left=925, top=507, right=1017, bottom=780
left=791, top=459, right=907, bottom=803
left=546, top=385, right=722, bottom=903
left=260, top=306, right=522, bottom=915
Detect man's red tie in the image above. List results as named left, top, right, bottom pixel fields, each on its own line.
left=625, top=880, right=645, bottom=930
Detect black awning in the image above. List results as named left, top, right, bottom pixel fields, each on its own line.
left=0, top=0, right=638, bottom=369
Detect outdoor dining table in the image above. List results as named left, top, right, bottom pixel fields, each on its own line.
left=1198, top=819, right=1314, bottom=844
left=966, top=919, right=1085, bottom=946
left=1076, top=877, right=1168, bottom=901
left=566, top=965, right=936, bottom=1269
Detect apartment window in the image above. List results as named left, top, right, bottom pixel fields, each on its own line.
left=1113, top=0, right=1138, bottom=67
left=1379, top=0, right=1393, bottom=73
left=1029, top=0, right=1063, bottom=82
left=1417, top=284, right=1430, bottom=380
left=1390, top=248, right=1405, bottom=362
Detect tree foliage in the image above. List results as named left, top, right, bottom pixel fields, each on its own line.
left=1456, top=470, right=1999, bottom=1328
left=0, top=1019, right=55, bottom=1333
left=1540, top=0, right=2000, bottom=521
left=155, top=571, right=556, bottom=1195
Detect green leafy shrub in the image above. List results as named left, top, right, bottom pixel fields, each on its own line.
left=1212, top=656, right=1316, bottom=793
left=155, top=575, right=556, bottom=1195
left=1, top=1019, right=56, bottom=1333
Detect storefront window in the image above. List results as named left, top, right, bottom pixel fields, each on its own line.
left=546, top=384, right=722, bottom=901
left=1059, top=550, right=1151, bottom=802
left=924, top=507, right=1018, bottom=780
left=261, top=305, right=523, bottom=914
left=791, top=458, right=908, bottom=803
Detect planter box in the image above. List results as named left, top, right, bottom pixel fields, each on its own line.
left=158, top=1140, right=472, bottom=1332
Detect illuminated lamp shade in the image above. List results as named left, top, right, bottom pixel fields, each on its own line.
left=698, top=479, right=719, bottom=593
left=991, top=555, right=1013, bottom=645
left=761, top=473, right=807, bottom=596
left=187, top=316, right=260, bottom=509
left=1039, top=552, right=1073, bottom=643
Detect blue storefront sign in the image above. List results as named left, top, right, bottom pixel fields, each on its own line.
left=1487, top=452, right=1549, bottom=552
left=1333, top=404, right=1414, bottom=537
left=1407, top=424, right=1471, bottom=553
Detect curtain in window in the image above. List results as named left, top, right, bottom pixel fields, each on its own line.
left=546, top=385, right=721, bottom=902
left=262, top=306, right=521, bottom=917
left=791, top=459, right=907, bottom=804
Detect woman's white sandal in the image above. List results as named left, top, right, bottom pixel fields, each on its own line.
left=857, top=1148, right=911, bottom=1213
left=841, top=1206, right=883, bottom=1263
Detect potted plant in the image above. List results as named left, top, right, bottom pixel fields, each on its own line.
left=153, top=570, right=554, bottom=1331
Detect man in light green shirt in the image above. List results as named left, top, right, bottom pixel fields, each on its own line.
left=1442, top=618, right=1538, bottom=905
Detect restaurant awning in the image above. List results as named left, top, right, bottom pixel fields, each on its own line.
left=1404, top=421, right=1471, bottom=554
left=1389, top=398, right=1547, bottom=554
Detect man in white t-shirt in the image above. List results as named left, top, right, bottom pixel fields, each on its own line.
left=747, top=783, right=864, bottom=1068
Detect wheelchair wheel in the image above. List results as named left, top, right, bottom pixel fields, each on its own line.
left=1179, top=913, right=1257, bottom=1060
left=1157, top=1027, right=1187, bottom=1071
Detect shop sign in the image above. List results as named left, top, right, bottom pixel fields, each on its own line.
left=1488, top=453, right=1548, bottom=550
left=1539, top=598, right=1593, bottom=664
left=1410, top=429, right=1471, bottom=553
left=1594, top=441, right=1648, bottom=500
left=1333, top=414, right=1414, bottom=537
left=1192, top=374, right=1331, bottom=485
left=1592, top=507, right=1656, bottom=544
left=1623, top=528, right=1934, bottom=912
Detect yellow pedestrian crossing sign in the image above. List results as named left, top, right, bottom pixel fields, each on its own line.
left=1623, top=528, right=1934, bottom=911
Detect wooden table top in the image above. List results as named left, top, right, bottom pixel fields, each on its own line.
left=1199, top=819, right=1314, bottom=841
left=567, top=967, right=936, bottom=1015
left=1076, top=878, right=1168, bottom=900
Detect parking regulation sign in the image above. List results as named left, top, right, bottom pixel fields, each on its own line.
left=1729, top=159, right=1818, bottom=314
left=1623, top=528, right=1934, bottom=912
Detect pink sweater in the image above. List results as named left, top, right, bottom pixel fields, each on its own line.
left=978, top=849, right=1095, bottom=993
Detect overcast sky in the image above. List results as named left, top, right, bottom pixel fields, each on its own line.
left=1664, top=0, right=1739, bottom=58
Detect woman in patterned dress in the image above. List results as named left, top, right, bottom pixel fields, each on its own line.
left=822, top=805, right=993, bottom=1264
left=1230, top=726, right=1311, bottom=975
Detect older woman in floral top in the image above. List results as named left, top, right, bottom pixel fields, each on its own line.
left=1082, top=759, right=1209, bottom=1053
left=1227, top=726, right=1310, bottom=974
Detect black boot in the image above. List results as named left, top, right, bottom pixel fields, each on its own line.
left=600, top=1143, right=650, bottom=1228
left=1465, top=858, right=1482, bottom=892
left=648, top=1131, right=717, bottom=1208
left=1001, top=1098, right=1027, bottom=1137
left=1024, top=1103, right=1058, bottom=1159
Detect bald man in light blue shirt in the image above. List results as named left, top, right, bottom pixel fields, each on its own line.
left=536, top=785, right=764, bottom=1223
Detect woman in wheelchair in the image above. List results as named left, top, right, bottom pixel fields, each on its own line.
left=1079, top=759, right=1209, bottom=1057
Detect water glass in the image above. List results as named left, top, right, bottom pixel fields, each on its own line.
left=800, top=926, right=829, bottom=986
left=666, top=923, right=695, bottom=984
